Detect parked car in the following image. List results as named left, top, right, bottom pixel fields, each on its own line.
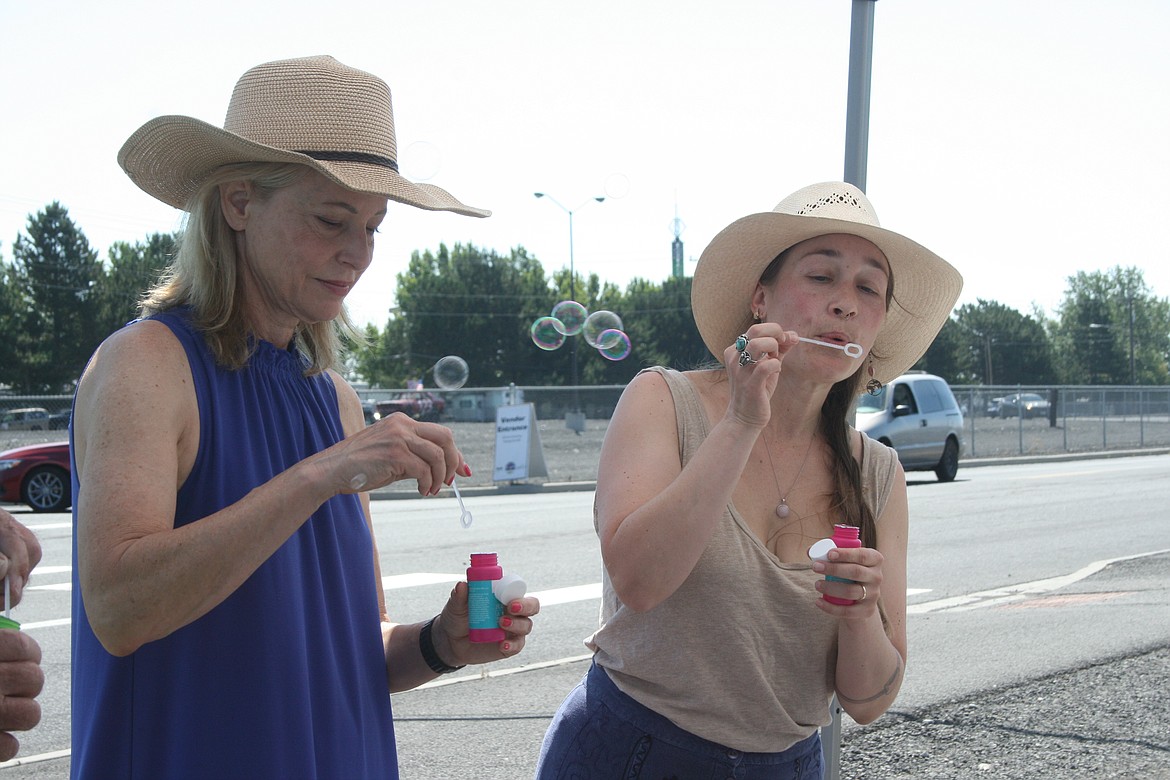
left=855, top=372, right=965, bottom=482
left=0, top=407, right=50, bottom=431
left=990, top=392, right=1050, bottom=419
left=49, top=411, right=71, bottom=430
left=0, top=441, right=72, bottom=512
left=374, top=391, right=446, bottom=422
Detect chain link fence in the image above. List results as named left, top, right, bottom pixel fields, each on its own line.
left=5, top=385, right=1168, bottom=490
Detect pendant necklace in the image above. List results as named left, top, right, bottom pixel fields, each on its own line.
left=761, top=429, right=817, bottom=519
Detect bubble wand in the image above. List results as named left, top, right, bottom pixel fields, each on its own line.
left=0, top=576, right=19, bottom=630
left=451, top=479, right=473, bottom=528
left=798, top=336, right=864, bottom=358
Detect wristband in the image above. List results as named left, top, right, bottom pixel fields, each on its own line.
left=419, top=617, right=465, bottom=675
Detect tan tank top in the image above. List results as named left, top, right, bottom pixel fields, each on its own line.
left=587, top=367, right=899, bottom=752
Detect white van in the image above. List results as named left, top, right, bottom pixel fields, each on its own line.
left=855, top=372, right=964, bottom=482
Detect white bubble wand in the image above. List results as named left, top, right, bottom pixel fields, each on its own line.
left=798, top=336, right=864, bottom=359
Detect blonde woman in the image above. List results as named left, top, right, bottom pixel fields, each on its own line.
left=70, top=57, right=539, bottom=779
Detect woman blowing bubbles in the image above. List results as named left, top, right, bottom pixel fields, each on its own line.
left=70, top=56, right=538, bottom=778
left=537, top=182, right=962, bottom=778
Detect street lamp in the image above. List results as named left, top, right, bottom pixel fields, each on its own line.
left=1089, top=313, right=1136, bottom=385
left=533, top=192, right=606, bottom=414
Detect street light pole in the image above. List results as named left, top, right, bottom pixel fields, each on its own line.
left=1127, top=295, right=1136, bottom=385
left=534, top=192, right=605, bottom=414
left=1089, top=319, right=1136, bottom=385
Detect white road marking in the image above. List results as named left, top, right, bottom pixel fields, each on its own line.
left=907, top=549, right=1170, bottom=614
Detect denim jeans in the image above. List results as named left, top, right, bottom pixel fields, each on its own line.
left=536, top=662, right=824, bottom=779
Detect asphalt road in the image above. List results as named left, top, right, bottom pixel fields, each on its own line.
left=3, top=454, right=1169, bottom=778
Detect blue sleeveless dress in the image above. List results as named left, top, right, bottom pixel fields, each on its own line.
left=71, top=310, right=398, bottom=779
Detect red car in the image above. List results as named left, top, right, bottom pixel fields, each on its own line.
left=374, top=391, right=446, bottom=422
left=0, top=441, right=72, bottom=513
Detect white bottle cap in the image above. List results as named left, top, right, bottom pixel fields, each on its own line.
left=808, top=538, right=837, bottom=562
left=493, top=572, right=527, bottom=603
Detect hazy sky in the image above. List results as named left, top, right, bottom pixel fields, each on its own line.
left=2, top=0, right=1167, bottom=330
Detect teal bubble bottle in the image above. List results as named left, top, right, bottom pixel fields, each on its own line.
left=823, top=524, right=862, bottom=606
left=467, top=552, right=505, bottom=642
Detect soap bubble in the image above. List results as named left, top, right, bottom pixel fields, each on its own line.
left=597, top=329, right=631, bottom=361
left=582, top=310, right=624, bottom=348
left=550, top=300, right=588, bottom=336
left=531, top=317, right=567, bottom=351
left=433, top=355, right=469, bottom=389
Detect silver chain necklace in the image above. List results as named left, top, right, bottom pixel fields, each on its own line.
left=761, top=429, right=817, bottom=518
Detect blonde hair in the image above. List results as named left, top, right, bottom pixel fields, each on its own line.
left=139, top=162, right=362, bottom=375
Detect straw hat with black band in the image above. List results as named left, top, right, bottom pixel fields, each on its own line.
left=691, top=182, right=963, bottom=385
left=118, top=55, right=489, bottom=218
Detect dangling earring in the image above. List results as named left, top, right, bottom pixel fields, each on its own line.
left=753, top=310, right=763, bottom=323
left=865, top=359, right=883, bottom=395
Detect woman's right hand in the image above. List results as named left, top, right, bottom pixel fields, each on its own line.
left=322, top=412, right=470, bottom=497
left=722, top=323, right=800, bottom=428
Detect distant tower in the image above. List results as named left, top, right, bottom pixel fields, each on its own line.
left=670, top=202, right=686, bottom=278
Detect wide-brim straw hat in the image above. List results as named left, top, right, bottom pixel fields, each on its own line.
left=118, top=55, right=489, bottom=218
left=691, top=182, right=962, bottom=384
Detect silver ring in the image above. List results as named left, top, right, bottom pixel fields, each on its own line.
left=738, top=350, right=757, bottom=366
left=734, top=334, right=749, bottom=352
left=859, top=584, right=867, bottom=602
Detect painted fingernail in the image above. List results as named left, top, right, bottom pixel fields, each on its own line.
left=501, top=617, right=513, bottom=628
left=509, top=601, right=522, bottom=614
left=502, top=642, right=512, bottom=652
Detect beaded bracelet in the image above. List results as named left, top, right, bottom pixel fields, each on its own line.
left=419, top=616, right=465, bottom=675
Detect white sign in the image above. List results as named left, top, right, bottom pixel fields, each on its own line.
left=492, top=403, right=548, bottom=482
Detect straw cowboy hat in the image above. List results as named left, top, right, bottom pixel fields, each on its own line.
left=118, top=55, right=489, bottom=218
left=691, top=182, right=962, bottom=385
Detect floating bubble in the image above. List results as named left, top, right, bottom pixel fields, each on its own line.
left=550, top=300, right=588, bottom=336
left=531, top=317, right=567, bottom=351
left=605, top=173, right=631, bottom=199
left=401, top=140, right=441, bottom=181
left=597, top=329, right=631, bottom=361
left=433, top=355, right=470, bottom=389
left=582, top=310, right=624, bottom=348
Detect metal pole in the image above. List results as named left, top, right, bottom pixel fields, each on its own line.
left=843, top=0, right=877, bottom=190
left=1128, top=296, right=1136, bottom=385
left=827, top=6, right=877, bottom=779
left=567, top=211, right=579, bottom=413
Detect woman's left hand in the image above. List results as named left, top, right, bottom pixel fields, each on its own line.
left=432, top=581, right=540, bottom=665
left=812, top=545, right=884, bottom=619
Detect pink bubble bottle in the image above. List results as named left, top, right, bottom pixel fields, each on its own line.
left=820, top=524, right=862, bottom=606
left=467, top=552, right=506, bottom=642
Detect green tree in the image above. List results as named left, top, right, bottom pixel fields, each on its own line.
left=1052, top=267, right=1170, bottom=385
left=391, top=243, right=557, bottom=386
left=96, top=232, right=177, bottom=335
left=949, top=300, right=1057, bottom=385
left=914, top=318, right=971, bottom=384
left=3, top=203, right=103, bottom=392
left=348, top=320, right=410, bottom=388
left=596, top=275, right=707, bottom=382
left=0, top=263, right=33, bottom=388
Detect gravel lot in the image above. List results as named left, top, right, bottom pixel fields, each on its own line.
left=842, top=644, right=1170, bottom=779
